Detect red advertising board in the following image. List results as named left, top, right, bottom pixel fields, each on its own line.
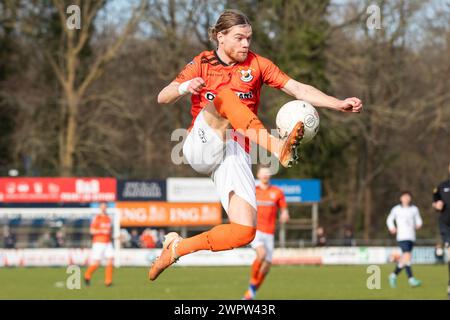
left=0, top=178, right=116, bottom=203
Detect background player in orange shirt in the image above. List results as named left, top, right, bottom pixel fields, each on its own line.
left=243, top=166, right=289, bottom=300
left=150, top=9, right=362, bottom=281
left=84, top=202, right=114, bottom=287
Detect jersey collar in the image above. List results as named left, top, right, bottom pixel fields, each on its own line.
left=214, top=50, right=237, bottom=67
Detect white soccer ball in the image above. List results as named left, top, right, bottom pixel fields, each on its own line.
left=276, top=100, right=320, bottom=144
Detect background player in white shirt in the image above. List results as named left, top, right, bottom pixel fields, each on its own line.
left=386, top=191, right=423, bottom=288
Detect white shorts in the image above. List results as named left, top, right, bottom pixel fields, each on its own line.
left=183, top=110, right=256, bottom=213
left=251, top=230, right=274, bottom=262
left=91, top=242, right=114, bottom=261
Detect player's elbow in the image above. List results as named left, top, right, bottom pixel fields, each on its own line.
left=157, top=92, right=169, bottom=104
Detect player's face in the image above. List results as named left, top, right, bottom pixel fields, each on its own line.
left=219, top=25, right=252, bottom=63
left=99, top=203, right=107, bottom=214
left=400, top=194, right=411, bottom=206
left=257, top=168, right=271, bottom=184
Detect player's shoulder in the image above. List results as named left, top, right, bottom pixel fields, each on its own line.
left=196, top=50, right=224, bottom=66
left=248, top=51, right=275, bottom=65
left=269, top=185, right=285, bottom=195
left=182, top=50, right=215, bottom=66
left=391, top=204, right=401, bottom=211
left=440, top=180, right=450, bottom=188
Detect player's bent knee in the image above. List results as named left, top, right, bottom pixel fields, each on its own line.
left=256, top=248, right=267, bottom=261
left=208, top=223, right=256, bottom=251
left=232, top=224, right=256, bottom=247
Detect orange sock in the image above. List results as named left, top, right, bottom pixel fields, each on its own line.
left=213, top=89, right=279, bottom=154
left=84, top=264, right=99, bottom=280
left=105, top=262, right=113, bottom=285
left=176, top=222, right=256, bottom=257
left=255, top=270, right=267, bottom=289
left=250, top=259, right=263, bottom=285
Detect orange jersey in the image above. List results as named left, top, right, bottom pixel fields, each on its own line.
left=90, top=214, right=112, bottom=243
left=174, top=50, right=291, bottom=130
left=256, top=185, right=287, bottom=235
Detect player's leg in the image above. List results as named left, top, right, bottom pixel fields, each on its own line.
left=149, top=130, right=258, bottom=281
left=252, top=245, right=267, bottom=285
left=244, top=241, right=266, bottom=300
left=104, top=258, right=113, bottom=287
left=84, top=243, right=102, bottom=286
left=209, top=90, right=304, bottom=167
left=104, top=243, right=114, bottom=287
left=389, top=243, right=405, bottom=288
left=175, top=192, right=255, bottom=254
left=443, top=228, right=450, bottom=297
left=447, top=245, right=450, bottom=298
left=256, top=260, right=272, bottom=290
left=253, top=233, right=274, bottom=292
left=403, top=242, right=421, bottom=287
left=149, top=193, right=256, bottom=281
left=84, top=262, right=100, bottom=286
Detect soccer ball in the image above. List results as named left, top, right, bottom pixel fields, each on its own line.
left=276, top=100, right=320, bottom=144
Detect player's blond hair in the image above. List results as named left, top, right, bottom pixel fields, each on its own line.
left=208, top=9, right=251, bottom=47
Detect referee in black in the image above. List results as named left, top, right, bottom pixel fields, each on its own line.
left=432, top=162, right=450, bottom=298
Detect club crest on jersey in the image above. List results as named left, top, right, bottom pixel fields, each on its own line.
left=238, top=67, right=254, bottom=82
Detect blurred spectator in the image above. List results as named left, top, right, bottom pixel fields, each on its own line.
left=343, top=225, right=354, bottom=246
left=140, top=228, right=156, bottom=249
left=316, top=226, right=327, bottom=247
left=156, top=229, right=166, bottom=248
left=3, top=226, right=16, bottom=249
left=54, top=230, right=65, bottom=248
left=435, top=243, right=445, bottom=264
left=120, top=228, right=131, bottom=248
left=38, top=231, right=55, bottom=248
left=130, top=229, right=140, bottom=248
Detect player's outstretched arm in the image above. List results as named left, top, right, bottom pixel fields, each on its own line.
left=282, top=79, right=363, bottom=113
left=280, top=209, right=290, bottom=224
left=157, top=77, right=206, bottom=105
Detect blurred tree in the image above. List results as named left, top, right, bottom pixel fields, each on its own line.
left=44, top=0, right=146, bottom=176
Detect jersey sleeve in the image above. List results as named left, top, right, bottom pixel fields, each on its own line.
left=257, top=55, right=291, bottom=89
left=386, top=207, right=396, bottom=230
left=174, top=56, right=201, bottom=83
left=90, top=216, right=98, bottom=229
left=414, top=207, right=423, bottom=228
left=433, top=184, right=442, bottom=202
left=277, top=190, right=288, bottom=209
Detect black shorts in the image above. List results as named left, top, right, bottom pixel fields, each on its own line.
left=398, top=240, right=414, bottom=253
left=439, top=223, right=450, bottom=247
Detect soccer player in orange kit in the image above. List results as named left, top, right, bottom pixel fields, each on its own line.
left=84, top=202, right=114, bottom=287
left=149, top=9, right=362, bottom=281
left=243, top=166, right=289, bottom=300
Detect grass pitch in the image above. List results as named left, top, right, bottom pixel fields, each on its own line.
left=0, top=264, right=447, bottom=300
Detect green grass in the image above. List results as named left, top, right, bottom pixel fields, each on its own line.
left=0, top=264, right=447, bottom=299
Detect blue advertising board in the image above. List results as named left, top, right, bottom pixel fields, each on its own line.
left=268, top=179, right=321, bottom=203
left=117, top=180, right=166, bottom=201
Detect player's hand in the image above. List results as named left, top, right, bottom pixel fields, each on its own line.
left=389, top=228, right=397, bottom=235
left=336, top=97, right=363, bottom=113
left=434, top=200, right=444, bottom=211
left=188, top=77, right=206, bottom=95
left=280, top=212, right=290, bottom=224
